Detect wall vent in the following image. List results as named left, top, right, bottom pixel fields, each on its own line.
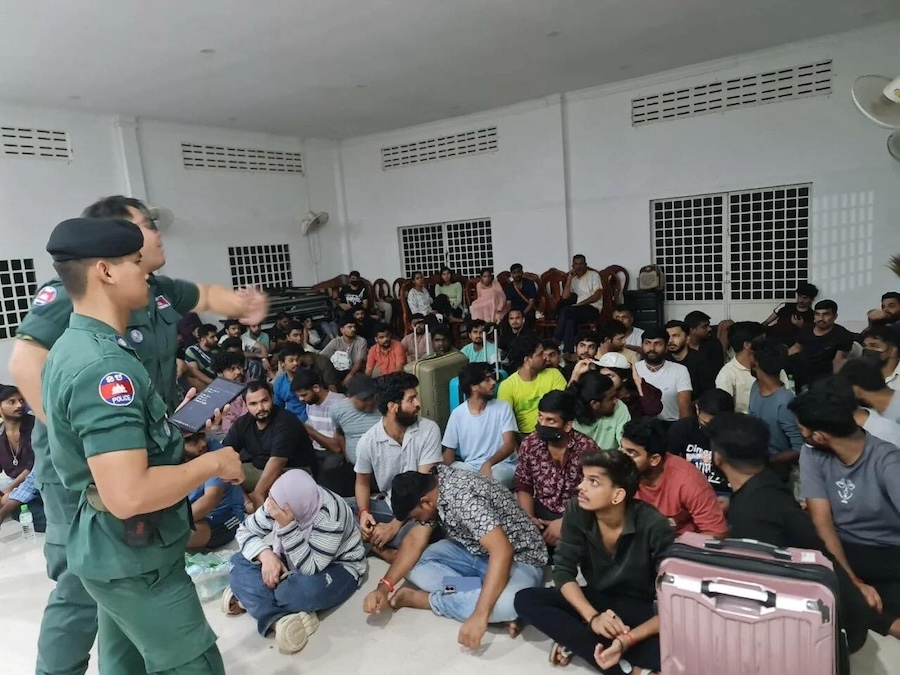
left=1, top=127, right=71, bottom=159
left=382, top=127, right=498, bottom=170
left=181, top=143, right=303, bottom=174
left=632, top=60, right=832, bottom=126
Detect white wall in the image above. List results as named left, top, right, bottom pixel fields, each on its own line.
left=0, top=111, right=341, bottom=381
left=339, top=21, right=900, bottom=327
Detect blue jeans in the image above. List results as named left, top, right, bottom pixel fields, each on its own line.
left=229, top=553, right=359, bottom=636
left=345, top=496, right=415, bottom=548
left=407, top=539, right=543, bottom=623
left=450, top=460, right=516, bottom=489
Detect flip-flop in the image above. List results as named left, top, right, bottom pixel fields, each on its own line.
left=549, top=642, right=573, bottom=667
left=221, top=587, right=245, bottom=616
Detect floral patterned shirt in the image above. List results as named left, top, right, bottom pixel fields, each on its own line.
left=514, top=430, right=598, bottom=514
left=434, top=465, right=547, bottom=567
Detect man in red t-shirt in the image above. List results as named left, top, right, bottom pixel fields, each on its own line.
left=621, top=419, right=728, bottom=538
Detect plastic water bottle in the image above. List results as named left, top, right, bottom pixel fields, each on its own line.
left=786, top=374, right=796, bottom=394
left=19, top=504, right=35, bottom=540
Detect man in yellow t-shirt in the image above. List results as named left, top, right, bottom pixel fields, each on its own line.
left=498, top=334, right=567, bottom=433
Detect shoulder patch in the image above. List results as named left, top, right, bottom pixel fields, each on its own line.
left=129, top=329, right=144, bottom=344
left=33, top=286, right=58, bottom=307
left=155, top=295, right=171, bottom=310
left=98, top=372, right=136, bottom=407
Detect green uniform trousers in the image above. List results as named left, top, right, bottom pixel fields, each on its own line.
left=37, top=482, right=97, bottom=675
left=80, top=555, right=224, bottom=674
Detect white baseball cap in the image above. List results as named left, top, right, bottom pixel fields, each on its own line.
left=594, top=352, right=630, bottom=369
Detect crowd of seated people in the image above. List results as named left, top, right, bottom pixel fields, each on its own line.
left=8, top=252, right=900, bottom=671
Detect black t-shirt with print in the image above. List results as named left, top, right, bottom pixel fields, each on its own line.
left=667, top=417, right=731, bottom=495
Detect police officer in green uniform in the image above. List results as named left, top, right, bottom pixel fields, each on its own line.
left=41, top=217, right=245, bottom=674
left=8, top=196, right=267, bottom=675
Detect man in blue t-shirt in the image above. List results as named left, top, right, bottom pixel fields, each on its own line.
left=184, top=434, right=246, bottom=550
left=442, top=363, right=519, bottom=487
left=272, top=343, right=308, bottom=422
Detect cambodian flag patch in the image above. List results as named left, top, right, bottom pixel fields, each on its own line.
left=155, top=295, right=171, bottom=310
left=98, top=372, right=136, bottom=407
left=33, top=286, right=57, bottom=307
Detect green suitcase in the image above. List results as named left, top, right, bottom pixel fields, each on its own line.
left=404, top=350, right=469, bottom=432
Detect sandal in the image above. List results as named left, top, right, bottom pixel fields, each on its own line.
left=221, top=587, right=246, bottom=616
left=549, top=642, right=573, bottom=667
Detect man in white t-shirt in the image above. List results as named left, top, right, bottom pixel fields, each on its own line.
left=291, top=368, right=347, bottom=474
left=635, top=326, right=693, bottom=423
left=613, top=304, right=644, bottom=356
left=554, top=254, right=603, bottom=357
left=442, top=363, right=519, bottom=487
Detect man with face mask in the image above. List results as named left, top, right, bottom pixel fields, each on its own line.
left=514, top=391, right=599, bottom=549
left=622, top=419, right=728, bottom=538
left=791, top=379, right=900, bottom=631
left=861, top=325, right=900, bottom=391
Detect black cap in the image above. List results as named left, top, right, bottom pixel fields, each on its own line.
left=221, top=319, right=241, bottom=328
left=46, top=218, right=144, bottom=262
left=346, top=374, right=376, bottom=400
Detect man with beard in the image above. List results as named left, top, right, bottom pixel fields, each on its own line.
left=792, top=380, right=900, bottom=633
left=716, top=321, right=788, bottom=414
left=212, top=350, right=248, bottom=436
left=763, top=281, right=818, bottom=346
left=595, top=320, right=638, bottom=366
left=499, top=308, right=536, bottom=354
left=401, top=313, right=429, bottom=362
left=867, top=291, right=900, bottom=340
left=0, top=385, right=44, bottom=531
left=352, top=372, right=442, bottom=561
left=561, top=329, right=598, bottom=382
left=665, top=320, right=717, bottom=399
left=635, top=327, right=692, bottom=423
left=366, top=323, right=408, bottom=376
left=684, top=310, right=725, bottom=370
left=185, top=323, right=220, bottom=380
left=223, top=381, right=316, bottom=509
left=461, top=319, right=500, bottom=364
left=505, top=263, right=539, bottom=321
left=789, top=300, right=854, bottom=389
left=498, top=335, right=567, bottom=434
left=861, top=325, right=900, bottom=390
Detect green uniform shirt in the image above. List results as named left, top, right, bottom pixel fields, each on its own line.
left=42, top=314, right=190, bottom=580
left=17, top=275, right=199, bottom=487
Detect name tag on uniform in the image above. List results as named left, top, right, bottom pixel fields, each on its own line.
left=155, top=295, right=172, bottom=310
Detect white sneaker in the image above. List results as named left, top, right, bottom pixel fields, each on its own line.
left=275, top=614, right=309, bottom=654
left=297, top=611, right=319, bottom=635
left=221, top=587, right=245, bottom=616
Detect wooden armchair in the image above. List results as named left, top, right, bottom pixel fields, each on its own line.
left=399, top=272, right=469, bottom=337
left=497, top=270, right=541, bottom=315
left=536, top=268, right=568, bottom=335
left=311, top=274, right=375, bottom=309
left=598, top=265, right=630, bottom=319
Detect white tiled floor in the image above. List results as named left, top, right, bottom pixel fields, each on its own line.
left=2, top=523, right=899, bottom=674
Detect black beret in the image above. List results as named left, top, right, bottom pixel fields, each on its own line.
left=46, top=218, right=144, bottom=262
left=221, top=319, right=241, bottom=328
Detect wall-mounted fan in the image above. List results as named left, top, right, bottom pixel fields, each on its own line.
left=851, top=75, right=900, bottom=161
left=300, top=210, right=329, bottom=236
left=147, top=205, right=174, bottom=231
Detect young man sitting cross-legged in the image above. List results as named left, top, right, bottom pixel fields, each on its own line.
left=362, top=465, right=547, bottom=651
left=514, top=450, right=673, bottom=674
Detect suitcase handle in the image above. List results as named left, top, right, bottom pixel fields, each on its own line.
left=700, top=580, right=776, bottom=608
left=703, top=538, right=791, bottom=561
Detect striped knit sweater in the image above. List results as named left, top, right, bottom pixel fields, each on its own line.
left=237, top=486, right=367, bottom=581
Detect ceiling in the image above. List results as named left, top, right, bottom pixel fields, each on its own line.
left=1, top=1, right=897, bottom=138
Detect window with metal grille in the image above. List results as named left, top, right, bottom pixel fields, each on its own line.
left=182, top=143, right=303, bottom=174
left=1, top=126, right=71, bottom=159
left=399, top=218, right=494, bottom=278
left=0, top=258, right=38, bottom=339
left=652, top=184, right=811, bottom=303
left=228, top=244, right=293, bottom=290
left=382, top=127, right=498, bottom=170
left=632, top=60, right=832, bottom=126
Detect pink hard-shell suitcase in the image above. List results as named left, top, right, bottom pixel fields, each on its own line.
left=657, top=533, right=849, bottom=675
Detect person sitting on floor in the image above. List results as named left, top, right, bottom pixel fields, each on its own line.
left=706, top=412, right=897, bottom=649
left=562, top=329, right=599, bottom=382
left=185, top=323, right=220, bottom=380
left=498, top=334, right=567, bottom=434
left=351, top=305, right=379, bottom=346
left=684, top=310, right=725, bottom=370
left=460, top=319, right=500, bottom=364
left=271, top=344, right=308, bottom=422
left=868, top=291, right=900, bottom=340
left=430, top=326, right=456, bottom=356
left=838, top=357, right=900, bottom=424
left=211, top=350, right=248, bottom=437
left=291, top=370, right=346, bottom=475
left=442, top=363, right=519, bottom=488
left=223, top=381, right=317, bottom=509
left=861, top=324, right=900, bottom=390
left=791, top=379, right=900, bottom=633
left=330, top=374, right=382, bottom=467
left=763, top=281, right=818, bottom=346
left=365, top=323, right=407, bottom=376
left=635, top=327, right=693, bottom=423
left=515, top=391, right=599, bottom=549
left=498, top=308, right=536, bottom=355
left=571, top=371, right=631, bottom=452
left=0, top=385, right=39, bottom=526
left=622, top=419, right=728, bottom=538
left=596, top=320, right=638, bottom=366
left=221, top=336, right=264, bottom=382
left=400, top=313, right=429, bottom=362
left=715, top=321, right=784, bottom=414
left=183, top=432, right=246, bottom=551
left=596, top=353, right=664, bottom=421
left=666, top=389, right=735, bottom=505
left=748, top=337, right=803, bottom=481
left=362, top=465, right=547, bottom=651
left=224, top=469, right=366, bottom=654
left=542, top=339, right=563, bottom=373
left=352, top=372, right=442, bottom=560
left=612, top=304, right=644, bottom=356
left=788, top=300, right=854, bottom=390
left=514, top=450, right=673, bottom=674
left=666, top=320, right=716, bottom=399
left=0, top=472, right=45, bottom=532
left=837, top=358, right=900, bottom=441
left=320, top=318, right=369, bottom=389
